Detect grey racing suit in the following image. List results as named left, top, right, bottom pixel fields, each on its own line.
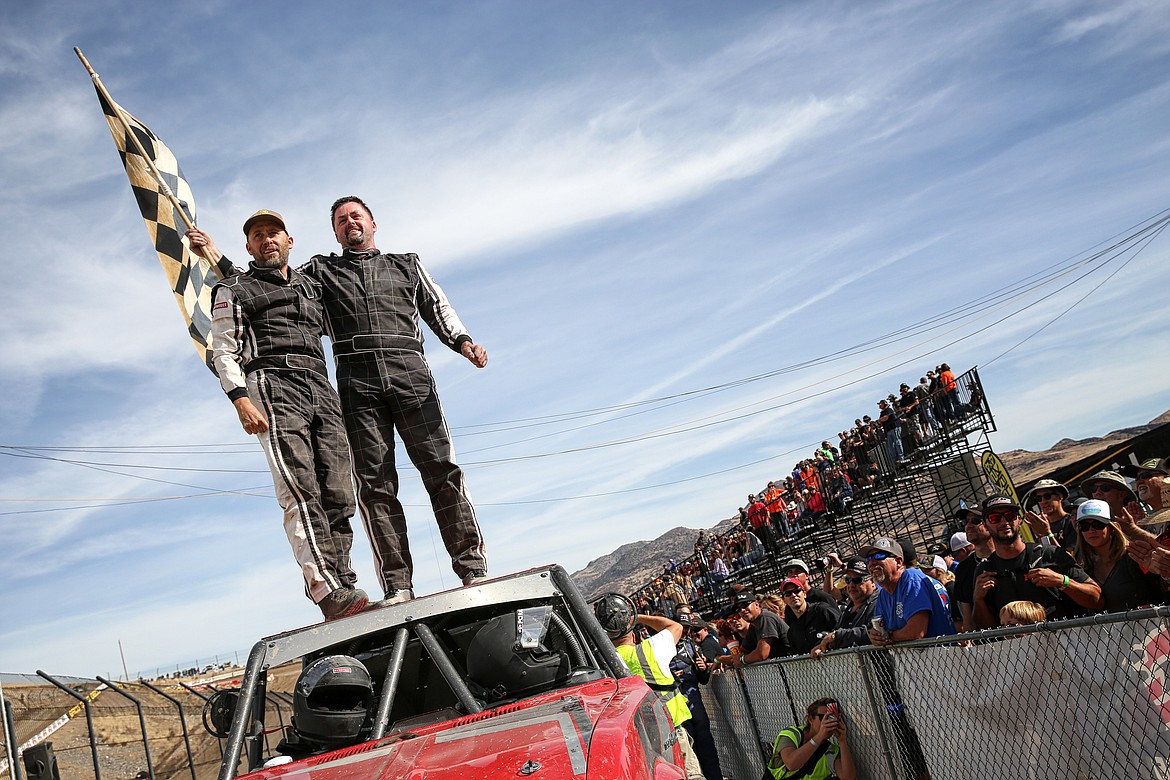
left=300, top=249, right=487, bottom=593
left=210, top=261, right=358, bottom=604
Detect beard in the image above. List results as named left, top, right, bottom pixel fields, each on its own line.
left=344, top=228, right=366, bottom=247
left=252, top=246, right=290, bottom=268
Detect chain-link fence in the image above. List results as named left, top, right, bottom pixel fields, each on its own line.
left=700, top=607, right=1170, bottom=779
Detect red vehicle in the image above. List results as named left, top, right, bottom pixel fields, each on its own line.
left=206, top=566, right=686, bottom=780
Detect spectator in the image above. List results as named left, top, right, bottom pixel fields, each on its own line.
left=1123, top=458, right=1170, bottom=515
left=877, top=398, right=905, bottom=465
left=717, top=594, right=792, bottom=667
left=670, top=615, right=724, bottom=780
left=938, top=362, right=959, bottom=420
left=999, top=600, right=1046, bottom=628
left=972, top=495, right=1100, bottom=628
left=952, top=507, right=993, bottom=632
left=1072, top=500, right=1165, bottom=612
left=1079, top=471, right=1139, bottom=519
left=765, top=481, right=790, bottom=538
left=723, top=614, right=749, bottom=657
left=862, top=537, right=955, bottom=645
left=747, top=494, right=775, bottom=555
left=1022, top=478, right=1076, bottom=551
left=767, top=697, right=856, bottom=780
left=781, top=578, right=841, bottom=655
left=781, top=559, right=838, bottom=613
left=949, top=532, right=974, bottom=563
left=827, top=466, right=854, bottom=516
left=812, top=559, right=879, bottom=657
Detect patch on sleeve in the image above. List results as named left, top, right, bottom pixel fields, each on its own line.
left=213, top=301, right=229, bottom=311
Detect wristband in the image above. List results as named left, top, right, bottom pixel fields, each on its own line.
left=809, top=738, right=818, bottom=747
left=1061, top=575, right=1070, bottom=590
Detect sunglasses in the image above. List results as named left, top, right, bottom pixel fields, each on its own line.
left=810, top=712, right=829, bottom=720
left=781, top=590, right=803, bottom=598
left=866, top=552, right=892, bottom=562
left=1033, top=492, right=1061, bottom=502
left=986, top=511, right=1018, bottom=524
left=844, top=576, right=869, bottom=584
left=1090, top=484, right=1121, bottom=494
left=1078, top=519, right=1110, bottom=532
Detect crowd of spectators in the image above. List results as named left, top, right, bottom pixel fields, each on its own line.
left=637, top=463, right=1170, bottom=673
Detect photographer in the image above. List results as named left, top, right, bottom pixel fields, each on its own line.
left=812, top=559, right=878, bottom=659
left=767, top=697, right=856, bottom=780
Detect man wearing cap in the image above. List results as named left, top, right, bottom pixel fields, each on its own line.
left=877, top=398, right=905, bottom=465
left=781, top=577, right=840, bottom=655
left=972, top=494, right=1100, bottom=629
left=862, top=537, right=954, bottom=645
left=781, top=558, right=838, bottom=617
left=747, top=494, right=774, bottom=554
left=189, top=215, right=367, bottom=621
left=811, top=559, right=878, bottom=658
left=301, top=196, right=489, bottom=606
left=951, top=507, right=993, bottom=632
left=1118, top=458, right=1170, bottom=581
left=718, top=594, right=792, bottom=666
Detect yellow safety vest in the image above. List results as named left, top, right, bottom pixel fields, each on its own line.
left=617, top=640, right=691, bottom=727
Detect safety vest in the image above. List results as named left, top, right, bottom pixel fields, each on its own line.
left=617, top=641, right=691, bottom=728
left=769, top=726, right=838, bottom=780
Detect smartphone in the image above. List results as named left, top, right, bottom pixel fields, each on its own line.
left=827, top=702, right=839, bottom=721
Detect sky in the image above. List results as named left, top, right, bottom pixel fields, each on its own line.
left=2, top=0, right=1169, bottom=678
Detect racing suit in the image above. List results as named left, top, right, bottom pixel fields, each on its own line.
left=211, top=262, right=358, bottom=604
left=301, top=249, right=487, bottom=593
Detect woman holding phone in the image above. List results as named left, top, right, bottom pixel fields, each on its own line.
left=767, top=696, right=856, bottom=779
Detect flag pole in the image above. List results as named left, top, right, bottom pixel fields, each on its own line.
left=74, top=47, right=197, bottom=232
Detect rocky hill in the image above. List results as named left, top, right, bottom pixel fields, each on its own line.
left=570, top=410, right=1170, bottom=599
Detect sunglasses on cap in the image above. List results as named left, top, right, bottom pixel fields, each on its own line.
left=1033, top=492, right=1061, bottom=502
left=1077, top=519, right=1110, bottom=532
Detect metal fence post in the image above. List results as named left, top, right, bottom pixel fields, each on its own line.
left=35, top=672, right=101, bottom=780
left=95, top=676, right=154, bottom=780
left=137, top=679, right=198, bottom=780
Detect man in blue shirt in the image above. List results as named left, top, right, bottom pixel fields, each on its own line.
left=861, top=537, right=955, bottom=645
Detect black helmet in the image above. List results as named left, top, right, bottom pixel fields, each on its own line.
left=466, top=614, right=570, bottom=702
left=293, top=655, right=373, bottom=747
left=594, top=592, right=636, bottom=639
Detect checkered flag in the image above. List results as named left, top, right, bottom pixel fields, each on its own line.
left=80, top=50, right=236, bottom=370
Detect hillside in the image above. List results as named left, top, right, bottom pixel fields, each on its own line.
left=570, top=410, right=1170, bottom=599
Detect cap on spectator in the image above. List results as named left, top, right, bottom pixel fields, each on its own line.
left=780, top=577, right=805, bottom=593
left=782, top=558, right=810, bottom=574
left=926, top=555, right=947, bottom=571
left=927, top=542, right=950, bottom=558
left=949, top=532, right=971, bottom=551
left=898, top=538, right=919, bottom=567
left=1076, top=499, right=1112, bottom=523
left=980, top=494, right=1020, bottom=513
left=844, top=558, right=870, bottom=575
left=1121, top=458, right=1170, bottom=479
left=1078, top=471, right=1138, bottom=504
left=859, top=537, right=902, bottom=558
left=677, top=613, right=706, bottom=629
left=954, top=505, right=982, bottom=522
left=731, top=593, right=760, bottom=610
left=242, top=209, right=286, bottom=235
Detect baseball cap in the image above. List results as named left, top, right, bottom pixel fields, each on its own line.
left=859, top=537, right=902, bottom=558
left=782, top=558, right=810, bottom=574
left=1076, top=499, right=1113, bottom=523
left=949, top=532, right=971, bottom=551
left=779, top=577, right=805, bottom=592
left=954, top=505, right=983, bottom=522
left=242, top=209, right=287, bottom=235
left=844, top=558, right=870, bottom=575
left=980, top=494, right=1020, bottom=513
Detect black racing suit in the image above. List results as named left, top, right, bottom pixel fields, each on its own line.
left=300, top=249, right=487, bottom=594
left=210, top=262, right=357, bottom=604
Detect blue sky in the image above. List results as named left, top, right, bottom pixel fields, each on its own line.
left=2, top=0, right=1169, bottom=677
